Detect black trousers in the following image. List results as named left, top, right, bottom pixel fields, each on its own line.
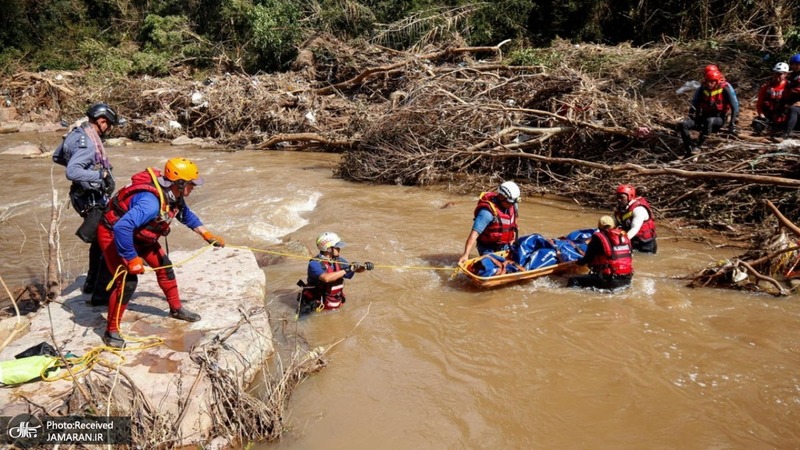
left=678, top=116, right=724, bottom=150
left=632, top=238, right=657, bottom=254
left=85, top=237, right=113, bottom=302
left=783, top=105, right=800, bottom=137
left=568, top=273, right=632, bottom=291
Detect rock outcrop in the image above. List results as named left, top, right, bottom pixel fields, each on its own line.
left=0, top=247, right=272, bottom=447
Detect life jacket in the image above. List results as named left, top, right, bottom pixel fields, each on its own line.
left=301, top=259, right=346, bottom=310
left=102, top=168, right=177, bottom=245
left=698, top=81, right=731, bottom=117
left=760, top=79, right=787, bottom=122
left=614, top=197, right=656, bottom=243
left=590, top=228, right=633, bottom=277
left=474, top=192, right=517, bottom=247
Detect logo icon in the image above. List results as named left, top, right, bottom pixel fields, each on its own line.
left=6, top=414, right=42, bottom=444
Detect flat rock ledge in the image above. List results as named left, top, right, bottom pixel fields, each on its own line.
left=0, top=247, right=271, bottom=448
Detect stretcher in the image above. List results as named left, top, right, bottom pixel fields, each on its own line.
left=457, top=251, right=577, bottom=288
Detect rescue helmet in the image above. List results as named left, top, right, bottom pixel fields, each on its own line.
left=704, top=64, right=719, bottom=74
left=705, top=69, right=722, bottom=82
left=163, top=157, right=204, bottom=186
left=497, top=181, right=521, bottom=204
left=773, top=62, right=790, bottom=73
left=598, top=215, right=615, bottom=229
left=316, top=232, right=346, bottom=252
left=616, top=184, right=636, bottom=200
left=86, top=103, right=121, bottom=125
left=790, top=54, right=800, bottom=65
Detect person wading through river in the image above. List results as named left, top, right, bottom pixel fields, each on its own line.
left=458, top=181, right=521, bottom=265
left=567, top=215, right=634, bottom=291
left=97, top=157, right=226, bottom=348
left=296, top=231, right=373, bottom=316
left=52, top=103, right=124, bottom=306
left=613, top=184, right=657, bottom=254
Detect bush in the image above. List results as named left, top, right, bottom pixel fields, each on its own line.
left=317, top=0, right=376, bottom=38
left=131, top=52, right=174, bottom=76
left=139, top=14, right=192, bottom=53
left=506, top=48, right=560, bottom=67
left=248, top=0, right=303, bottom=70
left=0, top=48, right=25, bottom=76
left=77, top=39, right=133, bottom=74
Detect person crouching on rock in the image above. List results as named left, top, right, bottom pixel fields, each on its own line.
left=96, top=157, right=226, bottom=348
left=297, top=232, right=373, bottom=315
left=567, top=215, right=633, bottom=292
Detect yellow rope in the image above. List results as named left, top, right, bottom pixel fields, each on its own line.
left=42, top=244, right=216, bottom=382
left=228, top=244, right=455, bottom=271
left=41, top=240, right=459, bottom=381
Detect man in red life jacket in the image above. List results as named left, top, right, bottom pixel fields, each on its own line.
left=677, top=67, right=740, bottom=157
left=96, top=158, right=226, bottom=348
left=613, top=184, right=657, bottom=254
left=458, top=181, right=520, bottom=265
left=567, top=216, right=633, bottom=291
left=297, top=232, right=373, bottom=316
left=752, top=62, right=789, bottom=136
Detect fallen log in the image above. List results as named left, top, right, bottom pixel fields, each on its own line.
left=764, top=199, right=800, bottom=237
left=249, top=132, right=357, bottom=150
left=453, top=148, right=800, bottom=189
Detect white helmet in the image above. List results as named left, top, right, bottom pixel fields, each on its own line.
left=316, top=231, right=346, bottom=252
left=773, top=62, right=790, bottom=73
left=497, top=181, right=521, bottom=203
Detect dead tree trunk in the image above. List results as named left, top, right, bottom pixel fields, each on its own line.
left=46, top=172, right=61, bottom=301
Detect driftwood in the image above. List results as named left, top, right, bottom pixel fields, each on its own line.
left=249, top=132, right=357, bottom=151
left=45, top=175, right=61, bottom=302
left=312, top=39, right=512, bottom=95
left=764, top=199, right=800, bottom=237
left=688, top=201, right=800, bottom=296
left=454, top=149, right=800, bottom=189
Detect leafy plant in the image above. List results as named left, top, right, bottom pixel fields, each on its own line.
left=247, top=0, right=303, bottom=70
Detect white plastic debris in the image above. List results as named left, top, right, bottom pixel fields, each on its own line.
left=731, top=266, right=748, bottom=283
left=191, top=92, right=204, bottom=106
left=676, top=80, right=701, bottom=95
left=304, top=111, right=316, bottom=126
left=54, top=74, right=63, bottom=81
left=168, top=120, right=182, bottom=130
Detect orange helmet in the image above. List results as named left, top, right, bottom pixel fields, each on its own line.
left=616, top=184, right=636, bottom=200
left=164, top=158, right=204, bottom=185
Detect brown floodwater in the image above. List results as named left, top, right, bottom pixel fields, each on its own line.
left=1, top=132, right=798, bottom=449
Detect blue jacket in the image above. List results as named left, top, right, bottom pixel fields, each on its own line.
left=112, top=191, right=202, bottom=260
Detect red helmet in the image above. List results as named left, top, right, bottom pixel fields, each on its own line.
left=704, top=64, right=719, bottom=74
left=616, top=184, right=636, bottom=199
left=705, top=69, right=722, bottom=82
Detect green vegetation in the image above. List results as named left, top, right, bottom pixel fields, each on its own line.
left=1, top=0, right=797, bottom=76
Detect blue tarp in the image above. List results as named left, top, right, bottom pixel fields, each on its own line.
left=468, top=229, right=595, bottom=277
left=511, top=229, right=594, bottom=270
